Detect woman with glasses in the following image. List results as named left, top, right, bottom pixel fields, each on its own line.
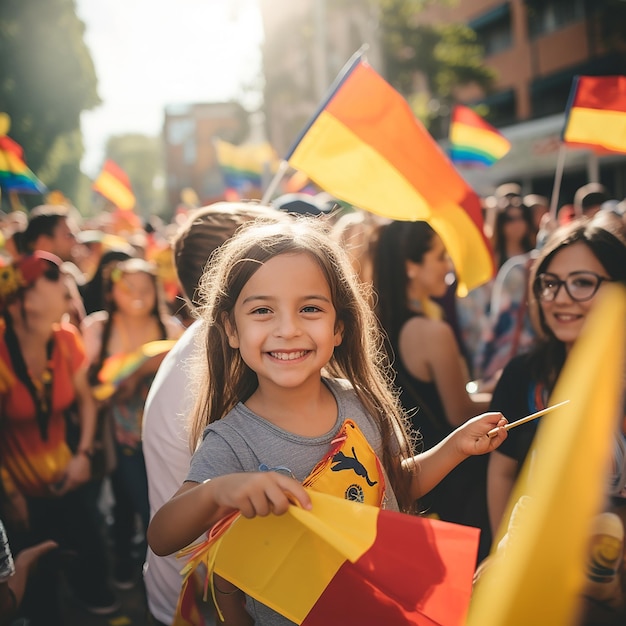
left=0, top=252, right=119, bottom=623
left=486, top=217, right=626, bottom=540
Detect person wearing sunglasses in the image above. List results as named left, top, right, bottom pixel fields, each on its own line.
left=0, top=251, right=119, bottom=623
left=485, top=217, right=626, bottom=615
left=491, top=199, right=536, bottom=271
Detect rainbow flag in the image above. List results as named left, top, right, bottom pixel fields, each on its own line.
left=92, top=159, right=136, bottom=210
left=93, top=339, right=176, bottom=401
left=448, top=104, right=511, bottom=167
left=0, top=133, right=47, bottom=195
left=562, top=75, right=626, bottom=154
left=214, top=139, right=277, bottom=194
left=468, top=285, right=626, bottom=626
left=285, top=52, right=493, bottom=296
left=178, top=490, right=479, bottom=625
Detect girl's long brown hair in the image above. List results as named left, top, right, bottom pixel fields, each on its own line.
left=189, top=217, right=418, bottom=511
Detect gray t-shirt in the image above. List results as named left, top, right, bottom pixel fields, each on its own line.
left=186, top=377, right=398, bottom=626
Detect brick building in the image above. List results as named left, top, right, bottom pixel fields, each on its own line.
left=162, top=101, right=249, bottom=209
left=417, top=0, right=626, bottom=201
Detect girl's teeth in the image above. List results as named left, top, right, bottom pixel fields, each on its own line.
left=271, top=351, right=306, bottom=360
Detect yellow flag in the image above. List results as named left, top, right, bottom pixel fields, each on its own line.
left=468, top=285, right=626, bottom=626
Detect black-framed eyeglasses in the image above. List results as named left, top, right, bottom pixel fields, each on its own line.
left=534, top=271, right=612, bottom=303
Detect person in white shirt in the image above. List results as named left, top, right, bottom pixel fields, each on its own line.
left=142, top=203, right=286, bottom=625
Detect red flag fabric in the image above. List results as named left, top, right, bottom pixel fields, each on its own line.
left=176, top=490, right=480, bottom=626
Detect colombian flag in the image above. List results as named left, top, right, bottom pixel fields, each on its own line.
left=178, top=490, right=479, bottom=626
left=0, top=114, right=47, bottom=194
left=449, top=105, right=511, bottom=168
left=92, top=159, right=136, bottom=210
left=562, top=75, right=626, bottom=154
left=285, top=52, right=494, bottom=296
left=468, top=285, right=626, bottom=626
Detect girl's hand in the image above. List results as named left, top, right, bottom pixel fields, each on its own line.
left=454, top=412, right=508, bottom=457
left=211, top=472, right=312, bottom=519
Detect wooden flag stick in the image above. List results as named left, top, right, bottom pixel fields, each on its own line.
left=488, top=399, right=570, bottom=438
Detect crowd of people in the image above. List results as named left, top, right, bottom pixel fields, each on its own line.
left=0, top=181, right=625, bottom=625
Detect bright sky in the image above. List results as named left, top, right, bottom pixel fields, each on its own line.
left=75, top=0, right=264, bottom=177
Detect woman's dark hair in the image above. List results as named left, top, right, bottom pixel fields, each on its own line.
left=492, top=200, right=535, bottom=269
left=91, top=259, right=168, bottom=382
left=526, top=217, right=626, bottom=389
left=79, top=248, right=134, bottom=315
left=372, top=220, right=437, bottom=345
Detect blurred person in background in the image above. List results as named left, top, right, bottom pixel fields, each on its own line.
left=372, top=219, right=493, bottom=560
left=0, top=251, right=118, bottom=622
left=82, top=258, right=183, bottom=590
left=574, top=182, right=610, bottom=219
left=491, top=197, right=536, bottom=271
left=22, top=205, right=79, bottom=263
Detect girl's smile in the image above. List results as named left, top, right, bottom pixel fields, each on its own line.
left=268, top=350, right=310, bottom=361
left=226, top=252, right=343, bottom=393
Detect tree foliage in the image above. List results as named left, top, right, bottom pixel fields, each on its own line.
left=377, top=0, right=495, bottom=132
left=0, top=0, right=99, bottom=204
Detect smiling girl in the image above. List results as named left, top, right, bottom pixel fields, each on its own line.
left=147, top=218, right=508, bottom=625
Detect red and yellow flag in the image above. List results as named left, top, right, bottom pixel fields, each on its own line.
left=92, top=159, right=136, bottom=210
left=285, top=53, right=494, bottom=295
left=178, top=490, right=479, bottom=626
left=562, top=75, right=626, bottom=154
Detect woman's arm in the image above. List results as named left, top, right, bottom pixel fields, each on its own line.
left=52, top=366, right=96, bottom=495
left=486, top=450, right=519, bottom=537
left=400, top=319, right=490, bottom=427
left=405, top=412, right=507, bottom=502
left=72, top=366, right=97, bottom=456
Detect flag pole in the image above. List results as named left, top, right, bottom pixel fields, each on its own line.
left=549, top=144, right=567, bottom=220
left=261, top=159, right=289, bottom=205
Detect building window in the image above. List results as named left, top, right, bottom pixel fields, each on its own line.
left=470, top=4, right=512, bottom=56
left=530, top=72, right=574, bottom=118
left=166, top=118, right=194, bottom=146
left=526, top=0, right=586, bottom=39
left=475, top=89, right=517, bottom=127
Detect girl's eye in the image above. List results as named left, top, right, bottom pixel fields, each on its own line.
left=251, top=307, right=272, bottom=315
left=302, top=305, right=321, bottom=314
